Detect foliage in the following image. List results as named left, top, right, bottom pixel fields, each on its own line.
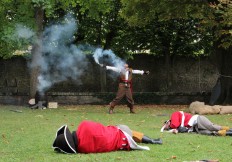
left=120, top=0, right=232, bottom=49
left=1, top=105, right=232, bottom=161
left=0, top=0, right=35, bottom=58
left=0, top=0, right=117, bottom=59
left=75, top=0, right=113, bottom=20
left=113, top=19, right=213, bottom=57
left=120, top=0, right=211, bottom=26
left=0, top=0, right=216, bottom=60
left=208, top=0, right=232, bottom=48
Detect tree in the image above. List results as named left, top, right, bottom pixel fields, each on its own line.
left=208, top=0, right=232, bottom=104
left=0, top=0, right=36, bottom=59
left=1, top=0, right=230, bottom=103
left=0, top=0, right=120, bottom=96
left=120, top=0, right=232, bottom=104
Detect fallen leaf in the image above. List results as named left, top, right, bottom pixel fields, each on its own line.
left=116, top=157, right=122, bottom=160
left=172, top=156, right=177, bottom=159
left=2, top=134, right=9, bottom=144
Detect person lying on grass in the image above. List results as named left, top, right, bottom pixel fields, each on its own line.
left=160, top=111, right=232, bottom=136
left=53, top=120, right=162, bottom=154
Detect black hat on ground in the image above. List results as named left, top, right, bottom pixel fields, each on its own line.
left=160, top=120, right=171, bottom=132
left=52, top=125, right=77, bottom=154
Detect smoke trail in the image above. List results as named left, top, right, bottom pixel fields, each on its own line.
left=36, top=15, right=88, bottom=93
left=14, top=15, right=88, bottom=93
left=15, top=24, right=35, bottom=39
left=14, top=14, right=126, bottom=94
left=93, top=48, right=125, bottom=70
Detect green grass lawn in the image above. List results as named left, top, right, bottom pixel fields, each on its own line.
left=0, top=104, right=232, bottom=162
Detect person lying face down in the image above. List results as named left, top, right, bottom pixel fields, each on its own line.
left=53, top=120, right=162, bottom=154
left=160, top=111, right=232, bottom=136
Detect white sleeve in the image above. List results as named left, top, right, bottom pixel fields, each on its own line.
left=106, top=66, right=121, bottom=73
left=132, top=70, right=144, bottom=75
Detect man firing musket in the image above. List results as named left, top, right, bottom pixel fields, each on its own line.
left=100, top=63, right=149, bottom=114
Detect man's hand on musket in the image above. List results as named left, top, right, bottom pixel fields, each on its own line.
left=144, top=71, right=150, bottom=75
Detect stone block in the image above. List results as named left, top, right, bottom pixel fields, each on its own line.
left=48, top=102, right=58, bottom=108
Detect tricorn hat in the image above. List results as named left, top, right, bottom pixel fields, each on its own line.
left=52, top=125, right=77, bottom=154
left=160, top=120, right=171, bottom=132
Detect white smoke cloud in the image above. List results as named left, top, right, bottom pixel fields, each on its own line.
left=93, top=48, right=125, bottom=70
left=37, top=15, right=88, bottom=93
left=15, top=24, right=35, bottom=39
left=14, top=15, right=88, bottom=93
left=14, top=14, right=126, bottom=94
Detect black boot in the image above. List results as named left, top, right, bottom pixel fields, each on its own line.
left=226, top=128, right=232, bottom=132
left=226, top=131, right=232, bottom=136
left=142, top=136, right=163, bottom=144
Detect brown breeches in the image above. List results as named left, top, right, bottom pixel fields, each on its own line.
left=110, top=83, right=134, bottom=108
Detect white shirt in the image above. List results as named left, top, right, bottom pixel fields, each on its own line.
left=106, top=66, right=144, bottom=80
left=188, top=115, right=199, bottom=127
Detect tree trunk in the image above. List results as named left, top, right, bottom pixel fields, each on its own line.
left=29, top=7, right=44, bottom=98
left=211, top=46, right=232, bottom=105
left=95, top=17, right=107, bottom=92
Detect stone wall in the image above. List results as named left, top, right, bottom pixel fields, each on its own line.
left=0, top=57, right=30, bottom=95
left=0, top=55, right=218, bottom=105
